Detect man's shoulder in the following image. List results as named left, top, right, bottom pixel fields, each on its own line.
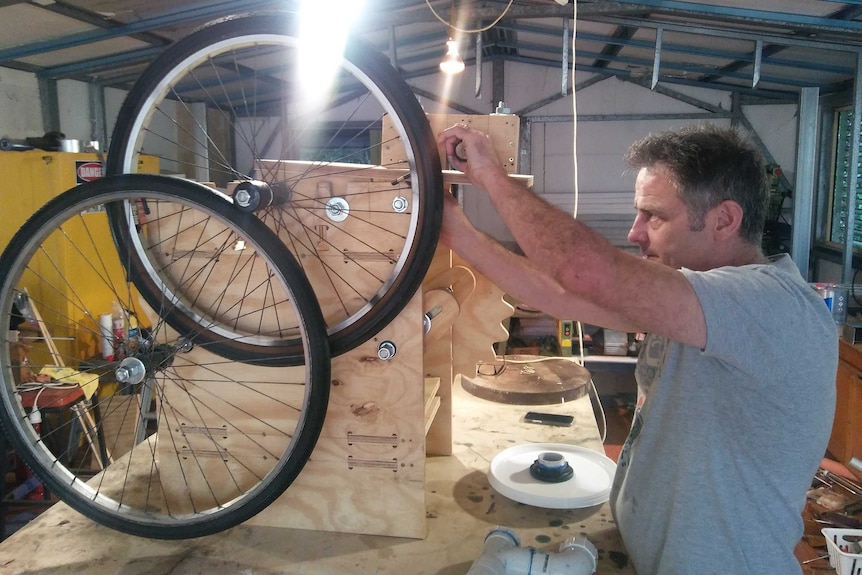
left=687, top=253, right=801, bottom=285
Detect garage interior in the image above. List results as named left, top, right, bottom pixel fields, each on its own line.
left=0, top=1, right=862, bottom=574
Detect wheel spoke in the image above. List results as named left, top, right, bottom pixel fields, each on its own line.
left=106, top=14, right=442, bottom=356
left=0, top=175, right=329, bottom=539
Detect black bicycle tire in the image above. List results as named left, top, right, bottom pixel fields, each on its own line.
left=106, top=13, right=443, bottom=358
left=106, top=177, right=311, bottom=366
left=0, top=174, right=331, bottom=539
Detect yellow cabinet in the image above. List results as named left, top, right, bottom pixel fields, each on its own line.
left=0, top=151, right=158, bottom=361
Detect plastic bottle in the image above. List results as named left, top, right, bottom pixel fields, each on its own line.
left=112, top=301, right=125, bottom=359
left=11, top=475, right=42, bottom=500
left=126, top=310, right=140, bottom=352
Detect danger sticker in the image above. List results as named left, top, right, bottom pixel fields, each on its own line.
left=76, top=161, right=103, bottom=184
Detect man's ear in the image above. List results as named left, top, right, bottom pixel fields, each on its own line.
left=711, top=200, right=744, bottom=240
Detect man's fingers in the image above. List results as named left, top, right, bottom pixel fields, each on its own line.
left=439, top=123, right=487, bottom=172
left=454, top=141, right=467, bottom=162
left=438, top=123, right=469, bottom=145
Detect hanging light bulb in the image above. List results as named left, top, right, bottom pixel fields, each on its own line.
left=440, top=38, right=465, bottom=75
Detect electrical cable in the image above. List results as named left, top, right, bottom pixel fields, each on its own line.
left=566, top=0, right=608, bottom=445
left=423, top=0, right=515, bottom=34
left=16, top=380, right=78, bottom=393
left=17, top=380, right=79, bottom=420
left=28, top=386, right=46, bottom=434
left=438, top=0, right=612, bottom=446
left=17, top=379, right=81, bottom=440
left=478, top=351, right=610, bottom=444
left=475, top=1, right=612, bottom=445
left=561, top=1, right=607, bottom=443
left=590, top=377, right=608, bottom=444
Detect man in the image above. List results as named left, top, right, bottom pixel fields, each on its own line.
left=437, top=122, right=837, bottom=575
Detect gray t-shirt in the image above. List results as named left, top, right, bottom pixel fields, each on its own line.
left=610, top=254, right=838, bottom=575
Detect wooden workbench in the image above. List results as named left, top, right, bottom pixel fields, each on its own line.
left=0, top=377, right=634, bottom=574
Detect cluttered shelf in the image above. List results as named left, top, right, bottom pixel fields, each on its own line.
left=504, top=308, right=641, bottom=359
left=798, top=463, right=862, bottom=574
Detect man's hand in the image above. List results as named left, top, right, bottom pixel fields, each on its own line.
left=437, top=124, right=506, bottom=188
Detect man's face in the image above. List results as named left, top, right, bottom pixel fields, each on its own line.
left=627, top=166, right=716, bottom=271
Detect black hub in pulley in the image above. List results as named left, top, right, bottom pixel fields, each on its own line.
left=233, top=180, right=275, bottom=213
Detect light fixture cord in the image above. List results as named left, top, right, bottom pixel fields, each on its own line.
left=425, top=0, right=515, bottom=33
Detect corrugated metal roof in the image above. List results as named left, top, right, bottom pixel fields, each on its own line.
left=0, top=0, right=860, bottom=100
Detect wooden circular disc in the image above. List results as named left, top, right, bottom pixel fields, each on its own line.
left=461, top=355, right=592, bottom=405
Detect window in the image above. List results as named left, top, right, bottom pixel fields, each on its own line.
left=299, top=125, right=381, bottom=166
left=829, top=109, right=862, bottom=248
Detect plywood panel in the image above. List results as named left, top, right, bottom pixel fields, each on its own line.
left=382, top=113, right=521, bottom=173
left=156, top=349, right=309, bottom=515
left=451, top=253, right=513, bottom=377
left=146, top=200, right=301, bottom=341
left=256, top=160, right=417, bottom=331
left=249, top=291, right=427, bottom=538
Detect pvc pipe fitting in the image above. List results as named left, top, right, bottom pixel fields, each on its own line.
left=466, top=527, right=598, bottom=575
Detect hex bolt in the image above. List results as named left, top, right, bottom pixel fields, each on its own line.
left=234, top=188, right=252, bottom=208
left=175, top=337, right=194, bottom=353
left=115, top=357, right=146, bottom=385
left=377, top=341, right=397, bottom=360
left=392, top=196, right=408, bottom=213
left=325, top=197, right=350, bottom=222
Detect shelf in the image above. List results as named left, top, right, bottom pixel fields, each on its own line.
left=424, top=377, right=441, bottom=436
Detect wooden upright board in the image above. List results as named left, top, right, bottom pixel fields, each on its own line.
left=248, top=291, right=427, bottom=537
left=155, top=292, right=426, bottom=538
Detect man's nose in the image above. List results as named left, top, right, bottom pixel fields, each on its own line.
left=628, top=219, right=645, bottom=244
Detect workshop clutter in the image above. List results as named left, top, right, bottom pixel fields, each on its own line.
left=822, top=528, right=862, bottom=575
left=99, top=303, right=143, bottom=361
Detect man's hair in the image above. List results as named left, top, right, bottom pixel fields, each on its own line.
left=624, top=123, right=769, bottom=245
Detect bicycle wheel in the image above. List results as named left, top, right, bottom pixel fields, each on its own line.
left=107, top=13, right=443, bottom=357
left=0, top=174, right=330, bottom=539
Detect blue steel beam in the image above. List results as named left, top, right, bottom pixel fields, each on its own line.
left=382, top=50, right=799, bottom=101
left=613, top=0, right=862, bottom=33
left=36, top=47, right=164, bottom=79
left=500, top=22, right=855, bottom=76
left=593, top=15, right=862, bottom=53
left=0, top=0, right=285, bottom=61
left=11, top=0, right=859, bottom=100
left=364, top=21, right=853, bottom=83
left=489, top=39, right=841, bottom=89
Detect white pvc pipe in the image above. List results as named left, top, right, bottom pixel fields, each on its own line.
left=466, top=528, right=597, bottom=575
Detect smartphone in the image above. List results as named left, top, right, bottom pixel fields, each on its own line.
left=524, top=411, right=574, bottom=427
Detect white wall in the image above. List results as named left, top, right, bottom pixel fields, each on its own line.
left=0, top=67, right=42, bottom=139
left=742, top=103, right=799, bottom=173
left=4, top=61, right=800, bottom=177
left=504, top=64, right=799, bottom=192
left=411, top=61, right=801, bottom=251
left=104, top=86, right=129, bottom=144
left=0, top=74, right=108, bottom=143
left=56, top=79, right=92, bottom=142
left=0, top=73, right=127, bottom=148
